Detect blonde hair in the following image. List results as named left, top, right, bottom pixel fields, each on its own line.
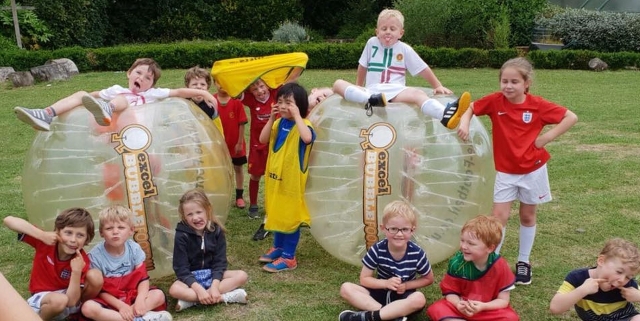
left=98, top=205, right=134, bottom=231
left=500, top=57, right=534, bottom=93
left=600, top=238, right=640, bottom=274
left=128, top=58, right=162, bottom=86
left=184, top=66, right=212, bottom=89
left=461, top=215, right=503, bottom=249
left=378, top=9, right=405, bottom=28
left=178, top=189, right=226, bottom=232
left=382, top=200, right=417, bottom=226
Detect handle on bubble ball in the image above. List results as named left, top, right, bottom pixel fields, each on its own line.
left=365, top=104, right=373, bottom=117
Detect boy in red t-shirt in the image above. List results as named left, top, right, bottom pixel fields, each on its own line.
left=214, top=79, right=249, bottom=210
left=239, top=78, right=299, bottom=241
left=3, top=208, right=103, bottom=321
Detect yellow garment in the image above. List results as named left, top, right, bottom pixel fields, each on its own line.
left=211, top=52, right=308, bottom=98
left=213, top=117, right=224, bottom=139
left=264, top=119, right=313, bottom=233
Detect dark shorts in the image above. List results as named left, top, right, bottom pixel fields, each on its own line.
left=367, top=287, right=416, bottom=306
left=232, top=156, right=248, bottom=166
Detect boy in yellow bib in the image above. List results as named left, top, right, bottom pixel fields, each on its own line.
left=257, top=83, right=315, bottom=272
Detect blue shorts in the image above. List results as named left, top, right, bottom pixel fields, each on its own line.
left=192, top=269, right=213, bottom=289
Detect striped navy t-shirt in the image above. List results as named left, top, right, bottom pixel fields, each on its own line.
left=362, top=239, right=431, bottom=281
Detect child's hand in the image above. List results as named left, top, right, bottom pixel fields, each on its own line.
left=287, top=103, right=301, bottom=119
left=385, top=276, right=402, bottom=291
left=620, top=286, right=640, bottom=302
left=433, top=86, right=453, bottom=95
left=234, top=141, right=243, bottom=154
left=196, top=287, right=215, bottom=305
left=456, top=300, right=473, bottom=316
left=118, top=305, right=135, bottom=321
left=395, top=282, right=406, bottom=294
left=581, top=278, right=606, bottom=294
left=40, top=231, right=59, bottom=246
left=208, top=287, right=222, bottom=304
left=133, top=299, right=149, bottom=317
left=70, top=250, right=85, bottom=272
left=457, top=122, right=470, bottom=141
left=270, top=104, right=279, bottom=120
left=467, top=300, right=485, bottom=314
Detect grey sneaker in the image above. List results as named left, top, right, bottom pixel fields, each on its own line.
left=247, top=204, right=260, bottom=219
left=222, top=288, right=248, bottom=304
left=174, top=299, right=196, bottom=312
left=364, top=93, right=387, bottom=116
left=140, top=310, right=172, bottom=321
left=338, top=310, right=366, bottom=321
left=14, top=107, right=53, bottom=131
left=82, top=94, right=113, bottom=126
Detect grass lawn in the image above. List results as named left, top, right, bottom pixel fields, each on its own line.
left=1, top=67, right=639, bottom=321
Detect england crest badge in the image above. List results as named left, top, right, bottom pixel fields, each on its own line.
left=522, top=111, right=532, bottom=123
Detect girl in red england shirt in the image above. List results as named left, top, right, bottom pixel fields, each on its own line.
left=457, top=57, right=577, bottom=286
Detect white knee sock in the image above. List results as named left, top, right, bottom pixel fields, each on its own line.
left=495, top=227, right=507, bottom=254
left=344, top=86, right=370, bottom=104
left=420, top=99, right=445, bottom=119
left=518, top=225, right=537, bottom=263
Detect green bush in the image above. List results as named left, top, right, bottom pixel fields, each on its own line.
left=0, top=0, right=52, bottom=49
left=395, top=0, right=545, bottom=48
left=271, top=21, right=308, bottom=44
left=537, top=9, right=640, bottom=52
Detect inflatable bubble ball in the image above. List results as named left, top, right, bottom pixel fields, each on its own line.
left=306, top=90, right=495, bottom=267
left=21, top=98, right=233, bottom=278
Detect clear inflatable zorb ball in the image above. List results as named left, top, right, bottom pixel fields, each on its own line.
left=21, top=98, right=233, bottom=278
left=306, top=90, right=495, bottom=267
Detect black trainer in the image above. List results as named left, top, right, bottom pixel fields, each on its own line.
left=364, top=93, right=387, bottom=116
left=515, top=261, right=532, bottom=285
left=440, top=91, right=471, bottom=129
left=338, top=310, right=366, bottom=321
left=252, top=223, right=270, bottom=241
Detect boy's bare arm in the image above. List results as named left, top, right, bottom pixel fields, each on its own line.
left=549, top=278, right=604, bottom=314
left=133, top=278, right=151, bottom=315
left=65, top=252, right=85, bottom=307
left=169, top=88, right=218, bottom=109
left=0, top=272, right=41, bottom=321
left=416, top=68, right=452, bottom=95
left=3, top=216, right=57, bottom=245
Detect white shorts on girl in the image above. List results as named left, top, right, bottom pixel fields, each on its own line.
left=27, top=290, right=80, bottom=321
left=494, top=164, right=551, bottom=205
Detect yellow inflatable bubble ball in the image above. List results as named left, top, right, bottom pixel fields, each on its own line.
left=306, top=90, right=495, bottom=267
left=21, top=98, right=233, bottom=278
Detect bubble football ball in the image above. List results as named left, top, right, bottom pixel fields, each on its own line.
left=306, top=90, right=495, bottom=267
left=21, top=98, right=233, bottom=278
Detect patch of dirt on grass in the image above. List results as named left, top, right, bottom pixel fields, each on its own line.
left=574, top=143, right=640, bottom=159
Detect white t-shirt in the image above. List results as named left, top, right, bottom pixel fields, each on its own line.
left=99, top=85, right=171, bottom=106
left=358, top=37, right=429, bottom=88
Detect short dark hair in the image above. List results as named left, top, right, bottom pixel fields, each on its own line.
left=54, top=207, right=95, bottom=242
left=128, top=58, right=162, bottom=86
left=277, top=82, right=309, bottom=117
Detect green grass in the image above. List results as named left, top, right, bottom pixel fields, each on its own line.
left=1, top=68, right=639, bottom=321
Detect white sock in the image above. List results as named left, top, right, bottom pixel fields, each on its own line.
left=420, top=99, right=445, bottom=119
left=518, top=225, right=537, bottom=263
left=344, top=86, right=371, bottom=104
left=495, top=227, right=507, bottom=254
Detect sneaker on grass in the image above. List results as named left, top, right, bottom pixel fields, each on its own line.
left=263, top=256, right=297, bottom=272
left=222, top=288, right=248, bottom=304
left=515, top=261, right=532, bottom=285
left=174, top=299, right=196, bottom=312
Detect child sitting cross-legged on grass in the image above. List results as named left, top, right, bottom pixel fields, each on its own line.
left=427, top=215, right=519, bottom=321
left=339, top=200, right=434, bottom=321
left=81, top=205, right=172, bottom=321
left=15, top=58, right=217, bottom=131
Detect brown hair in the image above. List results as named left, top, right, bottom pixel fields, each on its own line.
left=184, top=66, right=212, bottom=89
left=600, top=238, right=640, bottom=274
left=54, top=207, right=95, bottom=243
left=98, top=205, right=134, bottom=231
left=178, top=189, right=226, bottom=232
left=382, top=200, right=417, bottom=227
left=128, top=58, right=162, bottom=86
left=500, top=57, right=534, bottom=93
left=461, top=215, right=503, bottom=249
